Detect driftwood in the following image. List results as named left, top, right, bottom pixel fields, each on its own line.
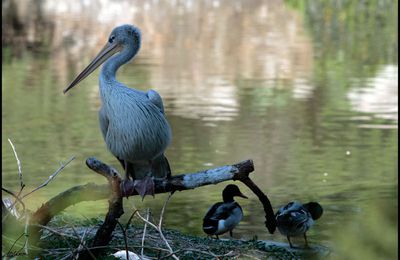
left=240, top=178, right=276, bottom=234
left=31, top=157, right=262, bottom=223
left=80, top=157, right=275, bottom=258
left=5, top=157, right=276, bottom=258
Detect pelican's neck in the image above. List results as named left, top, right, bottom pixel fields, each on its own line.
left=100, top=44, right=139, bottom=87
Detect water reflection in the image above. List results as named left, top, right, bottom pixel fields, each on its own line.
left=347, top=65, right=398, bottom=126
left=4, top=0, right=314, bottom=121
left=2, top=0, right=398, bottom=258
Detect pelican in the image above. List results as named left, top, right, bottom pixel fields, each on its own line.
left=63, top=24, right=172, bottom=198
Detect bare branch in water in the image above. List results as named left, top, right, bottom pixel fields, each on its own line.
left=8, top=139, right=25, bottom=192
left=22, top=156, right=75, bottom=199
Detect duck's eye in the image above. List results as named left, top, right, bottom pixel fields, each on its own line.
left=109, top=36, right=116, bottom=43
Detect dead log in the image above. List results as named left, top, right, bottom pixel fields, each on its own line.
left=84, top=157, right=276, bottom=258
left=240, top=178, right=276, bottom=234
left=85, top=157, right=257, bottom=197
left=84, top=157, right=275, bottom=233
left=26, top=157, right=275, bottom=258
left=31, top=183, right=110, bottom=226
left=32, top=157, right=258, bottom=227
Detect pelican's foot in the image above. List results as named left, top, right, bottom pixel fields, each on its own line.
left=121, top=179, right=135, bottom=198
left=133, top=176, right=155, bottom=200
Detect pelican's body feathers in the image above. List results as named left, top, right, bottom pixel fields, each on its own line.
left=98, top=26, right=171, bottom=180
left=64, top=25, right=172, bottom=196
left=98, top=86, right=171, bottom=163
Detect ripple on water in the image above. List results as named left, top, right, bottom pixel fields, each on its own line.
left=347, top=65, right=398, bottom=127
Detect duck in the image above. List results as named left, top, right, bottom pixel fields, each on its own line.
left=202, top=184, right=248, bottom=238
left=275, top=201, right=323, bottom=248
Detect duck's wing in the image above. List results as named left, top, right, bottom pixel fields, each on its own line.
left=276, top=206, right=311, bottom=235
left=203, top=202, right=243, bottom=235
left=203, top=202, right=224, bottom=221
left=289, top=209, right=309, bottom=225
left=203, top=202, right=224, bottom=234
left=220, top=202, right=243, bottom=231
left=276, top=202, right=299, bottom=215
left=208, top=202, right=240, bottom=220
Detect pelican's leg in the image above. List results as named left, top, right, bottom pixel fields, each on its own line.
left=124, top=160, right=130, bottom=180
left=215, top=235, right=219, bottom=240
left=118, top=159, right=136, bottom=198
left=287, top=236, right=294, bottom=248
left=229, top=230, right=233, bottom=238
left=304, top=233, right=309, bottom=248
left=165, top=156, right=172, bottom=179
left=133, top=160, right=155, bottom=200
left=117, top=157, right=132, bottom=180
left=117, top=158, right=127, bottom=178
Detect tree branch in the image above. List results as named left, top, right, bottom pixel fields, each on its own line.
left=28, top=157, right=275, bottom=258
left=7, top=139, right=25, bottom=191
left=240, top=177, right=277, bottom=234
left=22, top=156, right=75, bottom=200
left=31, top=157, right=273, bottom=229
left=85, top=157, right=256, bottom=197
left=31, top=183, right=110, bottom=226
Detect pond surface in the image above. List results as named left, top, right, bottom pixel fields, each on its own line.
left=2, top=0, right=398, bottom=258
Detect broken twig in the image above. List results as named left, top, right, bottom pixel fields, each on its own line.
left=134, top=192, right=178, bottom=260
left=22, top=156, right=75, bottom=199
left=8, top=139, right=25, bottom=191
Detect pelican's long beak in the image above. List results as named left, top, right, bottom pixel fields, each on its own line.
left=63, top=42, right=121, bottom=94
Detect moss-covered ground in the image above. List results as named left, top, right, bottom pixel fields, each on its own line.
left=31, top=215, right=330, bottom=259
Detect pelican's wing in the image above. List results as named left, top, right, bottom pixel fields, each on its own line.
left=147, top=89, right=165, bottom=114
left=99, top=107, right=109, bottom=141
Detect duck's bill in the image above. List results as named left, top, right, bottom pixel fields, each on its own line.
left=238, top=193, right=248, bottom=199
left=63, top=42, right=122, bottom=94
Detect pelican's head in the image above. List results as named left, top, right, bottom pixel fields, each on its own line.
left=63, top=24, right=141, bottom=94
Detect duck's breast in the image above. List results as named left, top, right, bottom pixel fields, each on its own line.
left=216, top=207, right=243, bottom=234
left=213, top=202, right=243, bottom=235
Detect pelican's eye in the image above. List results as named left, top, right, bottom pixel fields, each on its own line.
left=109, top=35, right=116, bottom=43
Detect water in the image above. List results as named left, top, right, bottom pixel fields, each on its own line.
left=2, top=0, right=398, bottom=258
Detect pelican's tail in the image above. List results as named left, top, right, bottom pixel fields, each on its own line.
left=120, top=155, right=171, bottom=199
left=151, top=154, right=172, bottom=179
left=123, top=154, right=171, bottom=180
